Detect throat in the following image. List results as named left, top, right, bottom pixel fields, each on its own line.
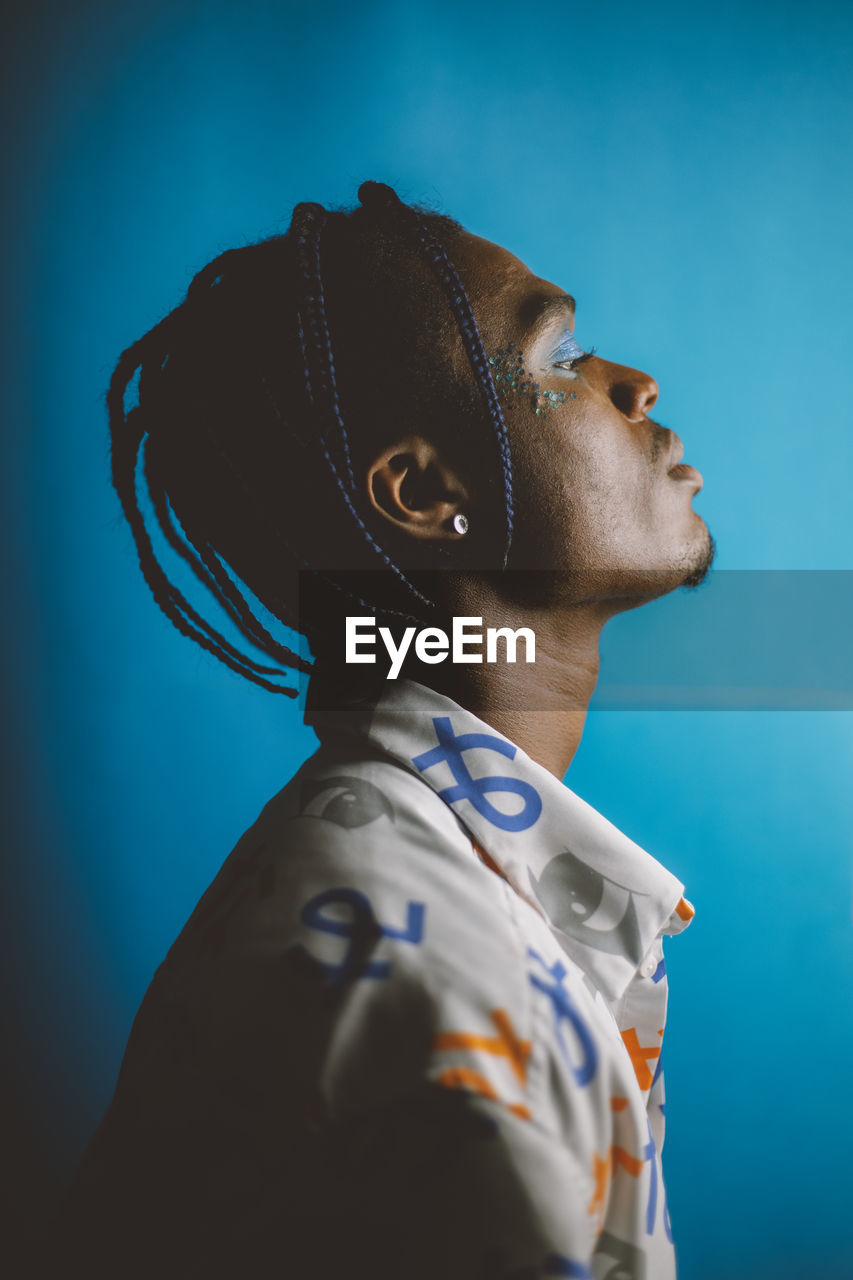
left=418, top=609, right=604, bottom=778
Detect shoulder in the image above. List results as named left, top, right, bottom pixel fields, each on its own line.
left=132, top=746, right=623, bottom=1143
left=155, top=744, right=525, bottom=1024
left=176, top=745, right=516, bottom=965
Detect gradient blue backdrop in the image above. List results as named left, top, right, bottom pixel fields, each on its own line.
left=4, top=2, right=853, bottom=1276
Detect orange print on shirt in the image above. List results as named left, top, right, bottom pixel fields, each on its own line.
left=611, top=1145, right=644, bottom=1177
left=434, top=1008, right=532, bottom=1085
left=620, top=1028, right=661, bottom=1091
left=437, top=1067, right=532, bottom=1120
left=433, top=1008, right=532, bottom=1119
left=588, top=1132, right=648, bottom=1233
left=589, top=1150, right=612, bottom=1232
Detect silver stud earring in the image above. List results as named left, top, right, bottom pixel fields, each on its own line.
left=453, top=513, right=469, bottom=536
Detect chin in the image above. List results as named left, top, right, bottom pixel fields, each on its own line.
left=614, top=524, right=716, bottom=603
left=679, top=526, right=716, bottom=589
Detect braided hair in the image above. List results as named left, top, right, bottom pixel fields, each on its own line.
left=108, top=181, right=514, bottom=697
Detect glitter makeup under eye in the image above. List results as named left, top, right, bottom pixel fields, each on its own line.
left=488, top=343, right=569, bottom=418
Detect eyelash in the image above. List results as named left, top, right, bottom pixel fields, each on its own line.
left=548, top=330, right=594, bottom=371
left=554, top=344, right=596, bottom=371
left=563, top=346, right=596, bottom=368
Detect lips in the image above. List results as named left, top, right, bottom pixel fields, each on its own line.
left=668, top=462, right=703, bottom=488
left=666, top=432, right=703, bottom=489
left=666, top=432, right=684, bottom=469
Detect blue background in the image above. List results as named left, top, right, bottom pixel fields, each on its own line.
left=3, top=1, right=852, bottom=1275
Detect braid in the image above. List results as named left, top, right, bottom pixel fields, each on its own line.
left=289, top=202, right=435, bottom=610
left=358, top=181, right=515, bottom=568
left=107, top=181, right=515, bottom=696
left=209, top=431, right=436, bottom=636
left=144, top=446, right=308, bottom=673
left=109, top=325, right=304, bottom=696
left=290, top=204, right=354, bottom=489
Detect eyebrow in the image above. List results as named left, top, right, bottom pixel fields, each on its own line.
left=519, top=292, right=577, bottom=346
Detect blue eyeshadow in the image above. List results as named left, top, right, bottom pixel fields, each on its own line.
left=551, top=331, right=587, bottom=363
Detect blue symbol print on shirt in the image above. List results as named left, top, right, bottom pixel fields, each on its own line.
left=527, top=949, right=597, bottom=1086
left=642, top=1119, right=672, bottom=1243
left=291, top=887, right=425, bottom=985
left=412, top=716, right=542, bottom=832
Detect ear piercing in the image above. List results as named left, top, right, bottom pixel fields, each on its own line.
left=453, top=513, right=469, bottom=536
left=488, top=342, right=569, bottom=417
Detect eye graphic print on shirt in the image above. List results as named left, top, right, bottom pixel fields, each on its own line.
left=529, top=851, right=645, bottom=966
left=517, top=1255, right=593, bottom=1279
left=593, top=1231, right=647, bottom=1280
left=488, top=1251, right=594, bottom=1279
left=412, top=716, right=542, bottom=832
left=299, top=776, right=395, bottom=828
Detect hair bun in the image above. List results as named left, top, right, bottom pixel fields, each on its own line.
left=357, top=181, right=402, bottom=209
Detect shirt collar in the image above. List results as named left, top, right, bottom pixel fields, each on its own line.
left=306, top=674, right=693, bottom=1002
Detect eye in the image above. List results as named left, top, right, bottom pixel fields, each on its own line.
left=551, top=330, right=596, bottom=370
left=299, top=776, right=395, bottom=828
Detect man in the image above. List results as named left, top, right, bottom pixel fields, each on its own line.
left=63, top=182, right=712, bottom=1278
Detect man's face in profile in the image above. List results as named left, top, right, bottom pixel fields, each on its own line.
left=451, top=232, right=714, bottom=601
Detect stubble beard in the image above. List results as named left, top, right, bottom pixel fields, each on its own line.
left=680, top=528, right=717, bottom=590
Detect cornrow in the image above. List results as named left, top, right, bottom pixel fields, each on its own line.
left=289, top=202, right=434, bottom=609
left=357, top=181, right=515, bottom=568
left=107, top=182, right=515, bottom=696
left=290, top=204, right=355, bottom=489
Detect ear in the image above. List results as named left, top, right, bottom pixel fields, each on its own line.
left=365, top=435, right=469, bottom=541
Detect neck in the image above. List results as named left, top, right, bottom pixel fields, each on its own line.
left=417, top=578, right=611, bottom=779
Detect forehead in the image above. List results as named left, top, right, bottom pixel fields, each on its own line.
left=452, top=231, right=574, bottom=341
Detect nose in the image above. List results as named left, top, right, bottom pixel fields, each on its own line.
left=605, top=362, right=659, bottom=421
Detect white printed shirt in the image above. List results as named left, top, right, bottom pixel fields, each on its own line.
left=67, top=677, right=694, bottom=1280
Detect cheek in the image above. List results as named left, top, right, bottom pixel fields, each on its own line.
left=506, top=407, right=644, bottom=566
left=549, top=411, right=650, bottom=528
